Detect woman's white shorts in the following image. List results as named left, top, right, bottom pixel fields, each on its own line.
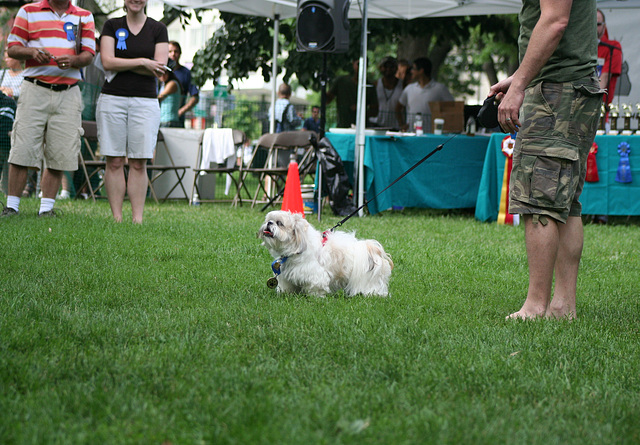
left=96, top=93, right=161, bottom=159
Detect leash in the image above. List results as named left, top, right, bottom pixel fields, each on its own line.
left=327, top=133, right=460, bottom=233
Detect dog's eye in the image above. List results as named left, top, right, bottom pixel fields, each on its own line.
left=276, top=221, right=284, bottom=227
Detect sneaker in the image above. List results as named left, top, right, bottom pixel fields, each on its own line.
left=1, top=206, right=19, bottom=218
left=57, top=190, right=71, bottom=199
left=38, top=208, right=63, bottom=218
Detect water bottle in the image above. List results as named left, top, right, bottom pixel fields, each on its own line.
left=466, top=116, right=476, bottom=135
left=191, top=192, right=200, bottom=206
left=414, top=113, right=423, bottom=136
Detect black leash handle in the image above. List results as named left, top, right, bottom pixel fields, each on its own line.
left=328, top=134, right=459, bottom=232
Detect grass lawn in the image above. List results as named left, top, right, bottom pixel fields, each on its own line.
left=1, top=199, right=639, bottom=444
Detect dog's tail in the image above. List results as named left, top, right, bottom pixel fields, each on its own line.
left=366, top=240, right=394, bottom=271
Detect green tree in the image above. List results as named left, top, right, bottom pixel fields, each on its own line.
left=191, top=13, right=520, bottom=97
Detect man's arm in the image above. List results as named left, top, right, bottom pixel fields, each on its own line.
left=491, top=0, right=573, bottom=133
left=8, top=45, right=51, bottom=64
left=178, top=94, right=199, bottom=117
left=599, top=72, right=610, bottom=90
left=7, top=45, right=93, bottom=69
left=396, top=102, right=408, bottom=132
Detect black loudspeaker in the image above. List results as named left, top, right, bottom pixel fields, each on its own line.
left=296, top=0, right=349, bottom=53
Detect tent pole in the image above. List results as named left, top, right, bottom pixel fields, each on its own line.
left=270, top=14, right=280, bottom=134
left=354, top=0, right=368, bottom=217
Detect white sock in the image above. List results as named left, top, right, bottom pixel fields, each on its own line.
left=58, top=189, right=71, bottom=199
left=39, top=198, right=55, bottom=214
left=7, top=195, right=20, bottom=212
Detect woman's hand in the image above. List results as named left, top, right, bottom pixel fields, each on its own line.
left=144, top=58, right=168, bottom=78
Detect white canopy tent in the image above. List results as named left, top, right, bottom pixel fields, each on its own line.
left=162, top=0, right=640, bottom=213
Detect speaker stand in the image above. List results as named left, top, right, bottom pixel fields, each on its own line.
left=317, top=53, right=328, bottom=222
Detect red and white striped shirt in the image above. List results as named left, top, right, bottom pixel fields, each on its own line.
left=8, top=0, right=95, bottom=85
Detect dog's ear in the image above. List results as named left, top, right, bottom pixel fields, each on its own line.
left=290, top=213, right=308, bottom=254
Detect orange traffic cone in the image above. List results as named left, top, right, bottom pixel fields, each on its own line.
left=281, top=160, right=305, bottom=217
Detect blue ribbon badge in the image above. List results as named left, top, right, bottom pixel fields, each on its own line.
left=63, top=22, right=75, bottom=41
left=116, top=28, right=129, bottom=51
left=615, top=141, right=632, bottom=183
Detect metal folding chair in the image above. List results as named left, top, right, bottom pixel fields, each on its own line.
left=240, top=131, right=318, bottom=209
left=148, top=130, right=190, bottom=202
left=76, top=120, right=107, bottom=201
left=190, top=128, right=248, bottom=205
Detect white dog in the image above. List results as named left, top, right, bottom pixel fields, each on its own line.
left=258, top=210, right=393, bottom=297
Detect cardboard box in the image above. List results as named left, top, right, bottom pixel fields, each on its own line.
left=429, top=101, right=465, bottom=133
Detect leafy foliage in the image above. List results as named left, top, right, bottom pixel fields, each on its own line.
left=191, top=12, right=519, bottom=97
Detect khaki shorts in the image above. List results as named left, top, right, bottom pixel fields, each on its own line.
left=509, top=73, right=604, bottom=223
left=96, top=94, right=160, bottom=159
left=9, top=80, right=83, bottom=171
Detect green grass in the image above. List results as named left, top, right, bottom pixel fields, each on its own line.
left=1, top=200, right=639, bottom=444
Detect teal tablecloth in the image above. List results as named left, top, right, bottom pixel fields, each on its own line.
left=325, top=133, right=490, bottom=214
left=475, top=133, right=640, bottom=222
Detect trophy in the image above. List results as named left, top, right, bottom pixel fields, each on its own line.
left=622, top=104, right=633, bottom=135
left=608, top=104, right=619, bottom=134
left=597, top=103, right=606, bottom=135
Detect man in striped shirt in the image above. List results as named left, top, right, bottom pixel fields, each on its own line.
left=1, top=0, right=95, bottom=218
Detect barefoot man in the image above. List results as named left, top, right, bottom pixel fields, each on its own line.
left=490, top=0, right=603, bottom=319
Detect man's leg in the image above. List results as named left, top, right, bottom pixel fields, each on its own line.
left=39, top=168, right=63, bottom=199
left=8, top=163, right=29, bottom=198
left=508, top=215, right=559, bottom=319
left=547, top=215, right=583, bottom=319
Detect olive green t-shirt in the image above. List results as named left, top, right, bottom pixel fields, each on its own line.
left=518, top=0, right=598, bottom=86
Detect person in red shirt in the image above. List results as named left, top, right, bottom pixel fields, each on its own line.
left=1, top=0, right=95, bottom=218
left=597, top=8, right=622, bottom=107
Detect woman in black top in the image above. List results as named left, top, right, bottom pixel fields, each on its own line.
left=96, top=0, right=168, bottom=223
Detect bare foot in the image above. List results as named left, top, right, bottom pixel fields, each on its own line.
left=506, top=303, right=547, bottom=320
left=545, top=307, right=576, bottom=320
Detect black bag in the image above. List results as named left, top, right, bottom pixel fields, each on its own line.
left=275, top=103, right=293, bottom=133
left=316, top=137, right=357, bottom=216
left=477, top=95, right=500, bottom=129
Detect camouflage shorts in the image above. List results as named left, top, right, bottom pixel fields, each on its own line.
left=509, top=73, right=604, bottom=223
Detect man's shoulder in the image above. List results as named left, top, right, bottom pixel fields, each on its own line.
left=334, top=75, right=354, bottom=86
left=604, top=38, right=622, bottom=49
left=70, top=4, right=94, bottom=17
left=405, top=82, right=421, bottom=92
left=175, top=65, right=191, bottom=75
left=20, top=1, right=46, bottom=13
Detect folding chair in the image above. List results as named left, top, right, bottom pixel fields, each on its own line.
left=147, top=130, right=190, bottom=203
left=241, top=131, right=317, bottom=209
left=76, top=120, right=107, bottom=201
left=190, top=128, right=248, bottom=205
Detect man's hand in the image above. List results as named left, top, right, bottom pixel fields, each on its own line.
left=489, top=75, right=523, bottom=134
left=32, top=48, right=52, bottom=64
left=55, top=54, right=74, bottom=69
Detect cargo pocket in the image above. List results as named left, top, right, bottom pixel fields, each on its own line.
left=569, top=81, right=605, bottom=141
left=514, top=146, right=579, bottom=211
left=519, top=82, right=559, bottom=139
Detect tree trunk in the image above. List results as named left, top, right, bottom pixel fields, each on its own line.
left=483, top=60, right=499, bottom=86
left=397, top=34, right=451, bottom=81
